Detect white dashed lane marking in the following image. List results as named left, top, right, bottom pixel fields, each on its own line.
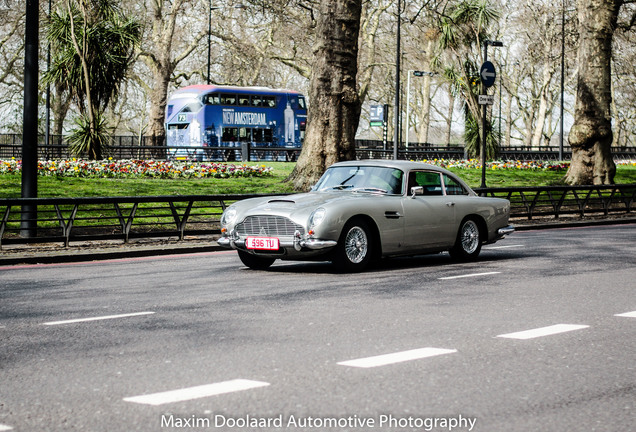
left=438, top=271, right=501, bottom=280
left=484, top=244, right=525, bottom=250
left=123, top=379, right=270, bottom=406
left=615, top=311, right=636, bottom=318
left=338, top=348, right=457, bottom=368
left=496, top=324, right=590, bottom=340
left=42, top=311, right=155, bottom=326
left=0, top=424, right=13, bottom=431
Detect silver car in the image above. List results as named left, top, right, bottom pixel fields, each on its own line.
left=218, top=160, right=514, bottom=271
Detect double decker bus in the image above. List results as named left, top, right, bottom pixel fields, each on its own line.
left=165, top=85, right=307, bottom=160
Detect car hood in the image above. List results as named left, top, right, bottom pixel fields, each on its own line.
left=232, top=191, right=382, bottom=223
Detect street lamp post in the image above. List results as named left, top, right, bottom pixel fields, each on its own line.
left=393, top=0, right=401, bottom=160
left=480, top=40, right=503, bottom=190
left=405, top=70, right=434, bottom=149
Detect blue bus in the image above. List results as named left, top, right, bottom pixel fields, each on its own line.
left=165, top=85, right=307, bottom=160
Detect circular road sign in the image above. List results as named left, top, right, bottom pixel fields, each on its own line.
left=480, top=61, right=496, bottom=88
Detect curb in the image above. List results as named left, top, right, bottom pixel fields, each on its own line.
left=1, top=218, right=635, bottom=266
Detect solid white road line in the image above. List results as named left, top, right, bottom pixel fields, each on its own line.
left=0, top=424, right=13, bottom=431
left=42, top=311, right=155, bottom=326
left=497, top=324, right=589, bottom=340
left=484, top=244, right=525, bottom=249
left=615, top=311, right=636, bottom=318
left=338, top=347, right=457, bottom=368
left=438, top=271, right=501, bottom=280
left=123, top=379, right=270, bottom=406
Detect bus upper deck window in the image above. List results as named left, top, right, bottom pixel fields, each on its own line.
left=238, top=95, right=250, bottom=106
left=180, top=101, right=202, bottom=113
left=204, top=93, right=220, bottom=105
left=263, top=96, right=276, bottom=108
left=252, top=96, right=263, bottom=107
left=221, top=94, right=237, bottom=105
left=298, top=97, right=306, bottom=110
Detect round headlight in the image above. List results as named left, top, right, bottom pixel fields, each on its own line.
left=221, top=207, right=238, bottom=226
left=309, top=208, right=326, bottom=229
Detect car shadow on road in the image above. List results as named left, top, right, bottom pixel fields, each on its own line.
left=249, top=249, right=530, bottom=275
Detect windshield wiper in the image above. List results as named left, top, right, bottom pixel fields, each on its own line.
left=352, top=187, right=389, bottom=194
left=321, top=184, right=353, bottom=191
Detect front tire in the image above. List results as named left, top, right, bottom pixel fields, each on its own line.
left=237, top=250, right=275, bottom=270
left=332, top=219, right=373, bottom=272
left=449, top=218, right=482, bottom=261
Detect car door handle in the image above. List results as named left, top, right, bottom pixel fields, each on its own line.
left=446, top=202, right=456, bottom=207
left=384, top=211, right=403, bottom=219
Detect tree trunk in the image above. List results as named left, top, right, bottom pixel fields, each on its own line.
left=565, top=0, right=621, bottom=185
left=287, top=0, right=362, bottom=191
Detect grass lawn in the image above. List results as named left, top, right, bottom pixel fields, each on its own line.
left=1, top=162, right=636, bottom=198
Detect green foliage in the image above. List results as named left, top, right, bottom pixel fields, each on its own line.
left=44, top=0, right=141, bottom=160
left=67, top=112, right=112, bottom=159
left=463, top=113, right=500, bottom=159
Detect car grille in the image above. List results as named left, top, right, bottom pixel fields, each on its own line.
left=235, top=215, right=304, bottom=237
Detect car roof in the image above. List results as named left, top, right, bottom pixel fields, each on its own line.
left=331, top=159, right=448, bottom=173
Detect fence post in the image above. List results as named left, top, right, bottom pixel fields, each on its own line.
left=241, top=142, right=251, bottom=162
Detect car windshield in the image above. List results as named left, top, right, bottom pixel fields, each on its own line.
left=313, top=166, right=404, bottom=195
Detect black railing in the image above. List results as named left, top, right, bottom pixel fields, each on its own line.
left=1, top=185, right=634, bottom=248
left=3, top=134, right=636, bottom=161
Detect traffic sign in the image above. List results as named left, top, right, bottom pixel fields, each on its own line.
left=480, top=61, right=496, bottom=87
left=370, top=105, right=385, bottom=127
left=478, top=95, right=494, bottom=105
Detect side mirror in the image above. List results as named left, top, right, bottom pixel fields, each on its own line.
left=410, top=186, right=424, bottom=198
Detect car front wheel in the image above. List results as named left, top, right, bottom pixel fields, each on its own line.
left=333, top=219, right=373, bottom=272
left=449, top=218, right=482, bottom=261
left=238, top=250, right=275, bottom=270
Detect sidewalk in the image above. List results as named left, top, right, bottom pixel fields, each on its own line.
left=1, top=217, right=635, bottom=266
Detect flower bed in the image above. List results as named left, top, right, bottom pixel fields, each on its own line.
left=0, top=158, right=273, bottom=179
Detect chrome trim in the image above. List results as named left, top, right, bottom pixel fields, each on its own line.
left=497, top=225, right=515, bottom=236
left=299, top=239, right=338, bottom=250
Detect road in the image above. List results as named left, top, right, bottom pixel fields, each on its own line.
left=0, top=224, right=634, bottom=432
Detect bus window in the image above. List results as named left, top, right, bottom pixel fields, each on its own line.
left=222, top=127, right=238, bottom=141
left=298, top=96, right=306, bottom=110
left=239, top=127, right=251, bottom=142
left=221, top=94, right=237, bottom=105
left=168, top=124, right=188, bottom=130
left=264, top=128, right=273, bottom=142
left=167, top=105, right=174, bottom=117
left=180, top=101, right=202, bottom=113
left=203, top=93, right=220, bottom=105
left=263, top=95, right=276, bottom=108
left=251, top=95, right=263, bottom=107
left=238, top=95, right=250, bottom=106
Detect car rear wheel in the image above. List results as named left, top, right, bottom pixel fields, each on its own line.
left=449, top=218, right=482, bottom=261
left=238, top=250, right=275, bottom=270
left=333, top=219, right=373, bottom=272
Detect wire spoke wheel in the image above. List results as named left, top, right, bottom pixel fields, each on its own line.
left=450, top=218, right=482, bottom=261
left=344, top=226, right=368, bottom=264
left=460, top=220, right=480, bottom=255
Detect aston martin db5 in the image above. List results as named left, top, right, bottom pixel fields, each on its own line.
left=218, top=160, right=514, bottom=271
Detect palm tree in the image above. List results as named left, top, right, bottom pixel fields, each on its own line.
left=45, top=0, right=141, bottom=159
left=434, top=0, right=500, bottom=158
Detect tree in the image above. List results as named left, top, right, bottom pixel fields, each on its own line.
left=565, top=0, right=623, bottom=185
left=46, top=0, right=141, bottom=159
left=434, top=0, right=501, bottom=158
left=287, top=0, right=363, bottom=191
left=136, top=0, right=208, bottom=151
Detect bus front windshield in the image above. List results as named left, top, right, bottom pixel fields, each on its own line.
left=313, top=166, right=404, bottom=195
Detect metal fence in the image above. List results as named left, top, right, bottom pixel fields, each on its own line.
left=3, top=134, right=636, bottom=161
left=1, top=184, right=634, bottom=248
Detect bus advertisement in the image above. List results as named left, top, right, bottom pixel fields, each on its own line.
left=165, top=85, right=307, bottom=161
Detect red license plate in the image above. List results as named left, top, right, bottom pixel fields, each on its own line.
left=246, top=237, right=279, bottom=250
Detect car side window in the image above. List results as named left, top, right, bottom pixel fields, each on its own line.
left=443, top=174, right=468, bottom=195
left=408, top=171, right=443, bottom=195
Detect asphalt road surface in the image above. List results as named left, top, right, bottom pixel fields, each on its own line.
left=1, top=224, right=634, bottom=432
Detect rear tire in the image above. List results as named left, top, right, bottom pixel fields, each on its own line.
left=332, top=219, right=373, bottom=272
left=238, top=250, right=275, bottom=270
left=449, top=218, right=482, bottom=261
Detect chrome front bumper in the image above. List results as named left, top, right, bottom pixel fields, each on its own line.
left=217, top=231, right=337, bottom=252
